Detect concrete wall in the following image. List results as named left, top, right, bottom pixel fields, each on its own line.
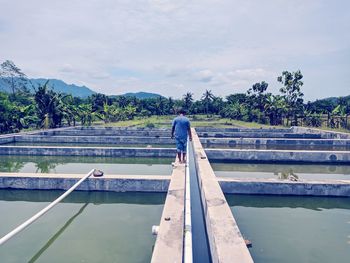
left=0, top=173, right=170, bottom=192
left=195, top=127, right=292, bottom=133
left=38, top=128, right=171, bottom=137
left=0, top=146, right=176, bottom=157
left=151, top=162, right=185, bottom=263
left=15, top=135, right=174, bottom=145
left=0, top=135, right=14, bottom=145
left=206, top=149, right=350, bottom=163
left=201, top=137, right=350, bottom=147
left=192, top=129, right=253, bottom=263
left=219, top=178, right=350, bottom=197
left=197, top=131, right=321, bottom=139
left=292, top=126, right=350, bottom=139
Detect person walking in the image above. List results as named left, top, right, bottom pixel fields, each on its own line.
left=171, top=109, right=192, bottom=163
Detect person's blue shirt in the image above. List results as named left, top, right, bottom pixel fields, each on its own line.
left=172, top=115, right=190, bottom=140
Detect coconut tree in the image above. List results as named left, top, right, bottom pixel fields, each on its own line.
left=183, top=92, right=194, bottom=112
left=201, top=90, right=215, bottom=115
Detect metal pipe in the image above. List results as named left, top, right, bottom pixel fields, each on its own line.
left=0, top=169, right=95, bottom=246
left=184, top=139, right=193, bottom=262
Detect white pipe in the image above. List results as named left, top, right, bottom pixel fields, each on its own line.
left=0, top=169, right=95, bottom=246
left=184, top=139, right=193, bottom=263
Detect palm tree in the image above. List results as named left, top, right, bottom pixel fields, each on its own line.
left=201, top=90, right=215, bottom=115
left=183, top=92, right=193, bottom=112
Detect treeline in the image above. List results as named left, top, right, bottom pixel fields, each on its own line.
left=1, top=60, right=350, bottom=134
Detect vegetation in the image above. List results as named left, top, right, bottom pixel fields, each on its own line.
left=1, top=60, right=350, bottom=134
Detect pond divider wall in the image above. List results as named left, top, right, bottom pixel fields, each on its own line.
left=218, top=178, right=350, bottom=197
left=151, top=161, right=185, bottom=263
left=14, top=135, right=175, bottom=145
left=292, top=126, right=350, bottom=139
left=0, top=135, right=14, bottom=144
left=197, top=131, right=321, bottom=139
left=192, top=129, right=254, bottom=263
left=0, top=146, right=175, bottom=157
left=0, top=173, right=170, bottom=192
left=195, top=127, right=293, bottom=133
left=206, top=149, right=350, bottom=163
left=201, top=137, right=350, bottom=147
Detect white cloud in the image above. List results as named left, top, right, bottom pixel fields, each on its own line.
left=0, top=0, right=349, bottom=100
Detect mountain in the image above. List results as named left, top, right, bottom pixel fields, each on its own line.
left=0, top=78, right=95, bottom=98
left=121, top=92, right=163, bottom=99
left=0, top=78, right=163, bottom=99
left=30, top=79, right=95, bottom=98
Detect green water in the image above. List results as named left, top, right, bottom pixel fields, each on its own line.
left=204, top=144, right=350, bottom=151
left=4, top=142, right=175, bottom=148
left=212, top=163, right=350, bottom=180
left=0, top=189, right=165, bottom=263
left=226, top=194, right=350, bottom=263
left=0, top=156, right=173, bottom=175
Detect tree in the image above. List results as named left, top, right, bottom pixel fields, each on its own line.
left=0, top=60, right=30, bottom=96
left=277, top=70, right=304, bottom=126
left=226, top=93, right=248, bottom=105
left=264, top=94, right=287, bottom=125
left=34, top=81, right=69, bottom=128
left=247, top=81, right=269, bottom=123
left=183, top=92, right=194, bottom=112
left=247, top=81, right=268, bottom=112
left=201, top=90, right=215, bottom=115
left=90, top=93, right=108, bottom=113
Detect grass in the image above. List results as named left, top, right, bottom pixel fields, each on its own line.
left=101, top=115, right=285, bottom=129
left=101, top=115, right=350, bottom=133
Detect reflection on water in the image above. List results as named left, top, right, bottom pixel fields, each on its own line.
left=0, top=155, right=173, bottom=175
left=204, top=143, right=350, bottom=151
left=227, top=194, right=350, bottom=263
left=212, top=162, right=350, bottom=180
left=28, top=203, right=89, bottom=263
left=0, top=190, right=166, bottom=263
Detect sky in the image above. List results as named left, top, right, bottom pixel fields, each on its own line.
left=0, top=0, right=349, bottom=101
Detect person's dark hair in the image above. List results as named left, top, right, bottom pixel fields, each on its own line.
left=178, top=108, right=186, bottom=115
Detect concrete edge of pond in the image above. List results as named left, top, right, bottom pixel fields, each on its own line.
left=218, top=177, right=350, bottom=197
left=205, top=148, right=350, bottom=163
left=292, top=126, right=350, bottom=139
left=201, top=137, right=350, bottom=146
left=192, top=129, right=254, bottom=263
left=151, top=161, right=185, bottom=263
left=0, top=173, right=170, bottom=192
left=14, top=135, right=175, bottom=145
left=0, top=146, right=176, bottom=158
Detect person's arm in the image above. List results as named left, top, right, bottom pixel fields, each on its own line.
left=188, top=123, right=192, bottom=141
left=171, top=120, right=175, bottom=139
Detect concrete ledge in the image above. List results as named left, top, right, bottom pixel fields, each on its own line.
left=206, top=148, right=350, bottom=163
left=0, top=135, right=14, bottom=144
left=292, top=126, right=350, bottom=139
left=197, top=131, right=321, bottom=139
left=39, top=129, right=171, bottom=137
left=201, top=137, right=350, bottom=147
left=192, top=129, right=253, bottom=263
left=195, top=127, right=292, bottom=133
left=218, top=177, right=350, bottom=197
left=0, top=173, right=170, bottom=192
left=15, top=135, right=174, bottom=145
left=151, top=162, right=185, bottom=263
left=0, top=146, right=175, bottom=157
